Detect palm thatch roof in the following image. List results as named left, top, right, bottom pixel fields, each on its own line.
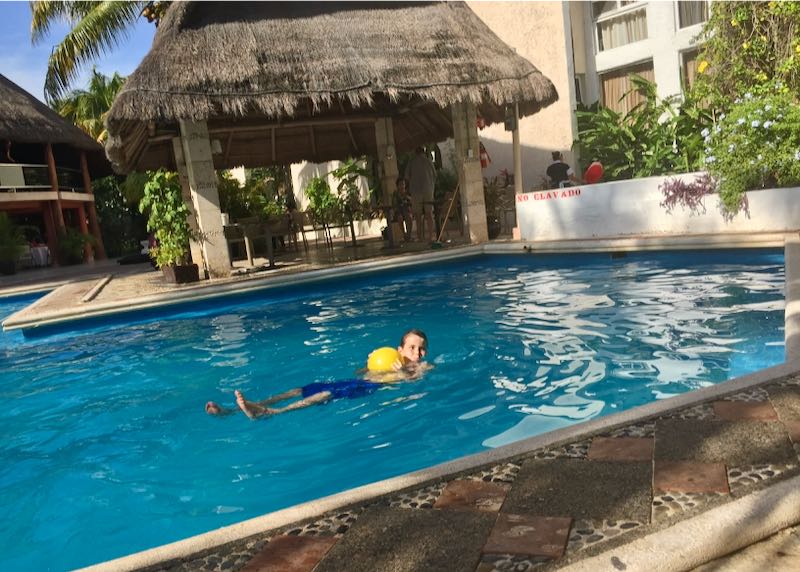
left=106, top=1, right=558, bottom=173
left=0, top=74, right=110, bottom=175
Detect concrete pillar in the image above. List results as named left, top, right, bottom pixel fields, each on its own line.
left=177, top=120, right=230, bottom=278
left=374, top=117, right=399, bottom=247
left=79, top=151, right=106, bottom=259
left=451, top=102, right=488, bottom=243
left=172, top=137, right=207, bottom=272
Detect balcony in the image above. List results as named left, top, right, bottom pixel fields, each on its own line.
left=0, top=163, right=87, bottom=194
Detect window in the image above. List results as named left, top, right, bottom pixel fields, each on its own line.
left=593, top=1, right=648, bottom=52
left=678, top=1, right=708, bottom=28
left=681, top=48, right=701, bottom=90
left=600, top=60, right=655, bottom=115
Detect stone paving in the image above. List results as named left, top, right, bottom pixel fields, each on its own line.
left=147, top=374, right=800, bottom=572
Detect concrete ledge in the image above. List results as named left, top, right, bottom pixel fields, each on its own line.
left=3, top=246, right=482, bottom=332
left=559, top=474, right=800, bottom=572
left=79, top=360, right=800, bottom=572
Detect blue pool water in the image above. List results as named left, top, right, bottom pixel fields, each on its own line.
left=0, top=251, right=785, bottom=570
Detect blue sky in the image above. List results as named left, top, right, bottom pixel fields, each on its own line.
left=0, top=0, right=155, bottom=101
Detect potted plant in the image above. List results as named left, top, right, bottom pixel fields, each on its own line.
left=138, top=169, right=199, bottom=284
left=0, top=213, right=26, bottom=275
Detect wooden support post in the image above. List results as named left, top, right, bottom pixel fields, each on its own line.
left=45, top=143, right=66, bottom=231
left=79, top=151, right=106, bottom=259
left=42, top=201, right=58, bottom=266
left=77, top=203, right=93, bottom=262
left=513, top=103, right=523, bottom=196
left=374, top=117, right=399, bottom=247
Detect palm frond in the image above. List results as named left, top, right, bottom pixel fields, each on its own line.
left=43, top=1, right=142, bottom=101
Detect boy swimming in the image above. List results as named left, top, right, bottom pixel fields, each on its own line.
left=205, top=329, right=431, bottom=419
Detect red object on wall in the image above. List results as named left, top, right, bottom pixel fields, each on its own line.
left=479, top=142, right=492, bottom=169
left=583, top=161, right=604, bottom=184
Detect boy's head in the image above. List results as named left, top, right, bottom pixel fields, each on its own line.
left=398, top=329, right=428, bottom=363
left=396, top=177, right=407, bottom=193
left=551, top=151, right=562, bottom=161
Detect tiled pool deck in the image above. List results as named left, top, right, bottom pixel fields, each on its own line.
left=3, top=232, right=800, bottom=571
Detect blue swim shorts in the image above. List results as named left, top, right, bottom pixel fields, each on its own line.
left=301, top=379, right=381, bottom=400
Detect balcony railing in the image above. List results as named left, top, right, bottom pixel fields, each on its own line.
left=0, top=163, right=86, bottom=193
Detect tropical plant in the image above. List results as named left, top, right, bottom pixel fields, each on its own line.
left=138, top=169, right=193, bottom=267
left=0, top=213, right=26, bottom=273
left=92, top=174, right=148, bottom=257
left=30, top=1, right=168, bottom=101
left=57, top=227, right=94, bottom=265
left=574, top=76, right=710, bottom=181
left=304, top=176, right=338, bottom=226
left=694, top=1, right=800, bottom=108
left=659, top=173, right=717, bottom=216
left=330, top=158, right=374, bottom=246
left=51, top=68, right=125, bottom=142
left=702, top=89, right=800, bottom=215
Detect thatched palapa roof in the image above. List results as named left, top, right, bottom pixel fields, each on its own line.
left=106, top=1, right=558, bottom=173
left=0, top=75, right=111, bottom=175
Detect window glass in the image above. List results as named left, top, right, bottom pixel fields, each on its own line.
left=681, top=48, right=701, bottom=89
left=597, top=7, right=648, bottom=51
left=678, top=1, right=708, bottom=28
left=600, top=60, right=655, bottom=115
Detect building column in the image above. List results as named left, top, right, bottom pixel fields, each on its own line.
left=77, top=204, right=93, bottom=263
left=178, top=120, right=230, bottom=278
left=45, top=143, right=66, bottom=231
left=450, top=102, right=487, bottom=243
left=172, top=138, right=206, bottom=271
left=79, top=151, right=107, bottom=259
left=374, top=117, right=399, bottom=247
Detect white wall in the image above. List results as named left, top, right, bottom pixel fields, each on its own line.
left=467, top=1, right=578, bottom=192
left=516, top=173, right=800, bottom=241
left=290, top=160, right=385, bottom=238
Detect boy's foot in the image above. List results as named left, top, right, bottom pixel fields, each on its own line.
left=235, top=390, right=273, bottom=419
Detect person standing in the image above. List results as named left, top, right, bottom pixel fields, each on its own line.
left=404, top=147, right=437, bottom=240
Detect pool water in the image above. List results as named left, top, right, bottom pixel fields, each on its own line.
left=0, top=251, right=785, bottom=570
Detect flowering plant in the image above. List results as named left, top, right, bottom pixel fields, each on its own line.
left=702, top=88, right=800, bottom=214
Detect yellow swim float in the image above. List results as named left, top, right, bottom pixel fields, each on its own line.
left=367, top=347, right=402, bottom=373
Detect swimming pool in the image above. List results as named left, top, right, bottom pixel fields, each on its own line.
left=0, top=250, right=785, bottom=570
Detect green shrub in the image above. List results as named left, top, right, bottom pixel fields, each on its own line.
left=575, top=76, right=711, bottom=180
left=138, top=169, right=194, bottom=267
left=57, top=227, right=94, bottom=265
left=703, top=88, right=800, bottom=214
left=0, top=213, right=25, bottom=264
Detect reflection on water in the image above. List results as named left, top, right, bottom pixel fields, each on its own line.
left=482, top=258, right=784, bottom=444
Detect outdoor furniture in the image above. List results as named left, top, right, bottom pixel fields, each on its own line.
left=224, top=218, right=274, bottom=268
left=30, top=246, right=50, bottom=267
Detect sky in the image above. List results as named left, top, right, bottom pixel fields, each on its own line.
left=0, top=0, right=156, bottom=102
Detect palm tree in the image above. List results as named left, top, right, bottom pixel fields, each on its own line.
left=52, top=67, right=125, bottom=143
left=30, top=1, right=167, bottom=102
